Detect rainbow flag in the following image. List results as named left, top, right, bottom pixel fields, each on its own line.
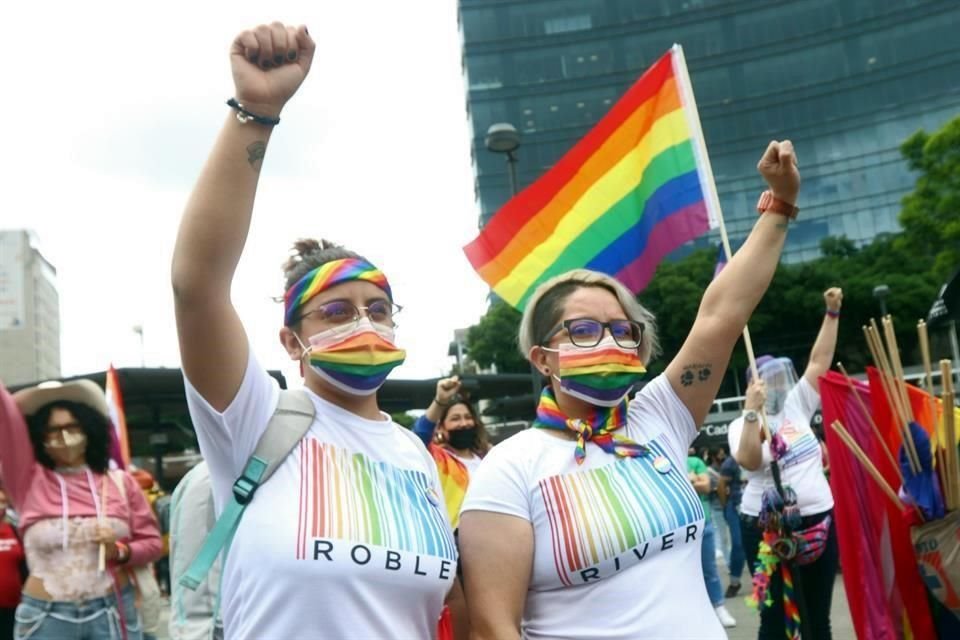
left=105, top=364, right=131, bottom=468
left=464, top=45, right=719, bottom=309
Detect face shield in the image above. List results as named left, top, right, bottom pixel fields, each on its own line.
left=755, top=357, right=798, bottom=415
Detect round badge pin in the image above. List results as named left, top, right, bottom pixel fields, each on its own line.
left=652, top=455, right=671, bottom=474
left=425, top=486, right=441, bottom=507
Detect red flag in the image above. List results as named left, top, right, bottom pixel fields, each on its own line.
left=105, top=365, right=131, bottom=468
left=820, top=371, right=937, bottom=639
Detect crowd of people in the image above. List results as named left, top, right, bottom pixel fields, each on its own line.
left=0, top=19, right=861, bottom=640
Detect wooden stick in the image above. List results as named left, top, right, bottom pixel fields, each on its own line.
left=941, top=360, right=959, bottom=511
left=836, top=362, right=905, bottom=488
left=918, top=321, right=949, bottom=505
left=864, top=324, right=907, bottom=427
left=98, top=475, right=108, bottom=573
left=870, top=321, right=921, bottom=469
left=883, top=316, right=914, bottom=422
left=869, top=320, right=912, bottom=431
left=864, top=323, right=921, bottom=472
left=830, top=420, right=913, bottom=515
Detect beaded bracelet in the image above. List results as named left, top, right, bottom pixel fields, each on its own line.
left=226, top=98, right=281, bottom=126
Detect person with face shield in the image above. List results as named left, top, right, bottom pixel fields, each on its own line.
left=0, top=380, right=162, bottom=640
left=171, top=23, right=457, bottom=639
left=458, top=136, right=802, bottom=639
left=727, top=287, right=843, bottom=639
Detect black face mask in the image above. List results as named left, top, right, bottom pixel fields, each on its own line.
left=446, top=427, right=477, bottom=450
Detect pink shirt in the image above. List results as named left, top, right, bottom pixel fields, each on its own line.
left=0, top=383, right=162, bottom=567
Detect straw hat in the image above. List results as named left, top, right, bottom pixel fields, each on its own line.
left=13, top=379, right=109, bottom=419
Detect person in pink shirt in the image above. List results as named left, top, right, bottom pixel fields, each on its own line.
left=0, top=379, right=162, bottom=640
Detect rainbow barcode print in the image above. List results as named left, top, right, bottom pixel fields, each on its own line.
left=538, top=441, right=703, bottom=584
left=296, top=438, right=456, bottom=561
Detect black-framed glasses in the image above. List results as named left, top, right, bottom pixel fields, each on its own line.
left=543, top=317, right=644, bottom=349
left=296, top=299, right=403, bottom=328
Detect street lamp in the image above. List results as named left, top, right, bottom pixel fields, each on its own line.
left=132, top=325, right=145, bottom=367
left=484, top=123, right=542, bottom=408
left=873, top=284, right=890, bottom=317
left=485, top=123, right=521, bottom=197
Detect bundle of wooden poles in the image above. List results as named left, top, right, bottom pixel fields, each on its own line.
left=829, top=315, right=959, bottom=517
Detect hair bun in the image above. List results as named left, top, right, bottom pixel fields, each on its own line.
left=282, top=238, right=343, bottom=277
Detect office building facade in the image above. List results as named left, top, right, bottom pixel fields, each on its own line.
left=460, top=0, right=960, bottom=262
left=0, top=230, right=61, bottom=385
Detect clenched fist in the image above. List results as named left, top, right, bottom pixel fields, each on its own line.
left=757, top=140, right=800, bottom=205
left=824, top=287, right=843, bottom=312
left=435, top=376, right=462, bottom=406
left=230, top=22, right=316, bottom=118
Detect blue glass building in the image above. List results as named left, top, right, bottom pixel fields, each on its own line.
left=459, top=0, right=960, bottom=262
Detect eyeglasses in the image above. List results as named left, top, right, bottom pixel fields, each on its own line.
left=44, top=423, right=84, bottom=442
left=296, top=299, right=403, bottom=328
left=543, top=317, right=644, bottom=349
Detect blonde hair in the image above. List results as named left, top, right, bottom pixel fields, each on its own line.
left=518, top=269, right=660, bottom=365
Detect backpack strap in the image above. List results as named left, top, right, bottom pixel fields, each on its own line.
left=179, top=389, right=315, bottom=591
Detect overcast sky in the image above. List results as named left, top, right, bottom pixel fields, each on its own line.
left=3, top=1, right=491, bottom=386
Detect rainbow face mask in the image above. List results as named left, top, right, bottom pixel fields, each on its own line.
left=548, top=337, right=646, bottom=407
left=298, top=319, right=406, bottom=396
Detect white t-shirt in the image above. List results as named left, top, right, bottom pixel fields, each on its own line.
left=184, top=349, right=456, bottom=640
left=451, top=451, right=483, bottom=475
left=461, top=375, right=725, bottom=640
left=727, top=377, right=833, bottom=517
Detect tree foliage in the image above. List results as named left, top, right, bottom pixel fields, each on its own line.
left=897, top=117, right=960, bottom=282
left=465, top=300, right=527, bottom=373
left=464, top=115, right=960, bottom=392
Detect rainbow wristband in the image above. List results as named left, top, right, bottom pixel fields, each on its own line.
left=825, top=309, right=840, bottom=318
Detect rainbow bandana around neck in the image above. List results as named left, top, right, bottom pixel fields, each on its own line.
left=284, top=258, right=392, bottom=326
left=532, top=386, right=649, bottom=465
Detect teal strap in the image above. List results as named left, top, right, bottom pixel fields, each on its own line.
left=179, top=456, right=268, bottom=591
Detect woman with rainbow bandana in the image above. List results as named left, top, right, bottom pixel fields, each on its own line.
left=171, top=23, right=456, bottom=639
left=459, top=139, right=802, bottom=639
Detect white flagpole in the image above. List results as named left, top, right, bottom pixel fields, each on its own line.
left=672, top=44, right=767, bottom=407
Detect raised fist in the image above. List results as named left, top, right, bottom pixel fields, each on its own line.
left=757, top=140, right=800, bottom=205
left=435, top=376, right=461, bottom=406
left=230, top=22, right=315, bottom=118
left=824, top=287, right=843, bottom=312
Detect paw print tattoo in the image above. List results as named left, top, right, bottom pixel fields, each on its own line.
left=680, top=363, right=712, bottom=387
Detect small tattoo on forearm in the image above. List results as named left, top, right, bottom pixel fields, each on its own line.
left=246, top=141, right=266, bottom=169
left=680, top=363, right=712, bottom=387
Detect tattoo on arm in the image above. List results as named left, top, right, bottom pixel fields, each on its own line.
left=246, top=141, right=267, bottom=169
left=680, top=363, right=713, bottom=387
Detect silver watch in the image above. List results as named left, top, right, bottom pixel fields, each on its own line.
left=743, top=410, right=759, bottom=423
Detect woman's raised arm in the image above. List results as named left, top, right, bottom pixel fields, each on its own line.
left=171, top=23, right=315, bottom=411
left=664, top=140, right=801, bottom=426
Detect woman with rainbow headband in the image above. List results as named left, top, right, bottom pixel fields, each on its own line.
left=459, top=139, right=802, bottom=639
left=171, top=23, right=456, bottom=639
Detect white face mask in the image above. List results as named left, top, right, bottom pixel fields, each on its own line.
left=44, top=431, right=87, bottom=464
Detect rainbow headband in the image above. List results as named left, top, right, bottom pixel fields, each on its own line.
left=284, top=258, right=392, bottom=326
